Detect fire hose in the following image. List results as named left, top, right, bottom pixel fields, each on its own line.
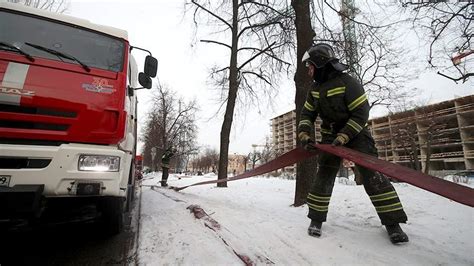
left=173, top=144, right=474, bottom=208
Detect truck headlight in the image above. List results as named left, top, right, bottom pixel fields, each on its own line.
left=78, top=155, right=120, bottom=172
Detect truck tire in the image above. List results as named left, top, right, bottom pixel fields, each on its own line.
left=99, top=197, right=124, bottom=235
left=126, top=162, right=135, bottom=212
left=126, top=184, right=134, bottom=213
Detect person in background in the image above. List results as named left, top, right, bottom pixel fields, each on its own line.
left=298, top=43, right=409, bottom=244
left=160, top=147, right=175, bottom=187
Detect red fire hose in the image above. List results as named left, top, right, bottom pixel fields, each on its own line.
left=173, top=144, right=474, bottom=208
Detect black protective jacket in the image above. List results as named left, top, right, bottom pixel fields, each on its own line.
left=298, top=72, right=369, bottom=141
left=161, top=150, right=174, bottom=168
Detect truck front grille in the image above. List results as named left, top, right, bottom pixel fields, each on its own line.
left=0, top=157, right=52, bottom=169
left=0, top=104, right=77, bottom=118
left=0, top=120, right=69, bottom=131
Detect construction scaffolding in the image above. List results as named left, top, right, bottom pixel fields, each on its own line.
left=270, top=95, right=474, bottom=174
left=369, top=95, right=474, bottom=173
left=271, top=110, right=322, bottom=172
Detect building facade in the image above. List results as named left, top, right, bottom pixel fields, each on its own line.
left=271, top=110, right=297, bottom=156
left=369, top=95, right=473, bottom=174
left=270, top=95, right=474, bottom=174
left=228, top=154, right=247, bottom=175
left=270, top=110, right=322, bottom=172
left=271, top=110, right=297, bottom=172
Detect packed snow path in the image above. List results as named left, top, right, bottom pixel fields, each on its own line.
left=137, top=173, right=473, bottom=265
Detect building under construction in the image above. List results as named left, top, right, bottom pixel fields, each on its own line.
left=270, top=95, right=474, bottom=174
left=271, top=111, right=322, bottom=172
left=271, top=110, right=297, bottom=157
left=370, top=95, right=473, bottom=174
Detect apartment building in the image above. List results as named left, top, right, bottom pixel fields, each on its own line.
left=270, top=95, right=474, bottom=173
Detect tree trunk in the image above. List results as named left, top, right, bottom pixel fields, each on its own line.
left=217, top=0, right=239, bottom=187
left=292, top=0, right=318, bottom=207
left=424, top=135, right=432, bottom=174
left=411, top=139, right=420, bottom=171
left=161, top=92, right=168, bottom=150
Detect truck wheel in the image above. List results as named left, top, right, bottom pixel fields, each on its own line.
left=126, top=163, right=135, bottom=212
left=126, top=184, right=134, bottom=212
left=99, top=197, right=124, bottom=235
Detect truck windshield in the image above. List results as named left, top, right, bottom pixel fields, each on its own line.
left=0, top=10, right=125, bottom=72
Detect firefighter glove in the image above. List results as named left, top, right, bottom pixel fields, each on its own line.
left=332, top=133, right=349, bottom=146
left=298, top=132, right=315, bottom=151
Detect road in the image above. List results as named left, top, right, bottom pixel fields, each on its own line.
left=0, top=190, right=141, bottom=266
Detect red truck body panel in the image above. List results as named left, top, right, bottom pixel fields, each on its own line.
left=0, top=47, right=129, bottom=145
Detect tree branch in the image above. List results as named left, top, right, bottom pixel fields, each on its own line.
left=428, top=4, right=470, bottom=66
left=200, top=39, right=232, bottom=50
left=238, top=46, right=291, bottom=66
left=242, top=70, right=271, bottom=85
left=238, top=41, right=276, bottom=71
left=238, top=0, right=292, bottom=19
left=437, top=71, right=474, bottom=83
left=191, top=0, right=232, bottom=30
left=238, top=20, right=286, bottom=39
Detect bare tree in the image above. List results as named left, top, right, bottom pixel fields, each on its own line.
left=141, top=84, right=198, bottom=171
left=7, top=0, right=69, bottom=13
left=248, top=150, right=261, bottom=169
left=392, top=119, right=421, bottom=171
left=292, top=0, right=318, bottom=207
left=192, top=147, right=219, bottom=174
left=391, top=107, right=450, bottom=175
left=141, top=111, right=161, bottom=170
left=399, top=1, right=473, bottom=83
left=414, top=109, right=448, bottom=175
left=242, top=154, right=249, bottom=172
left=259, top=138, right=277, bottom=164
left=187, top=0, right=294, bottom=187
left=312, top=0, right=417, bottom=109
left=419, top=123, right=446, bottom=175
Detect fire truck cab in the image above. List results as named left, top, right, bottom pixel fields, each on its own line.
left=0, top=2, right=156, bottom=234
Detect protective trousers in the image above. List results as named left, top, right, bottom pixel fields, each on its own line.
left=161, top=167, right=169, bottom=184
left=307, top=129, right=408, bottom=225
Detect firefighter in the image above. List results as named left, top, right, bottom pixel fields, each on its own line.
left=298, top=43, right=409, bottom=244
left=160, top=147, right=175, bottom=187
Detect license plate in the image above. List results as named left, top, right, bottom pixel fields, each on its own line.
left=0, top=175, right=11, bottom=187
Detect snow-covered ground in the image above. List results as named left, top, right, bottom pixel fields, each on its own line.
left=137, top=173, right=473, bottom=265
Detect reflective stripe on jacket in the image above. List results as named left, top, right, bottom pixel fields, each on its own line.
left=298, top=72, right=369, bottom=141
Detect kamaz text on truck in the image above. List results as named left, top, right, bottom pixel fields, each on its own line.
left=0, top=2, right=157, bottom=234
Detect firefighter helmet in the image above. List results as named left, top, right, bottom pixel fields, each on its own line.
left=302, top=43, right=348, bottom=71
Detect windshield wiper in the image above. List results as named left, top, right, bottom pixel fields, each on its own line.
left=0, top=41, right=35, bottom=62
left=24, top=42, right=90, bottom=72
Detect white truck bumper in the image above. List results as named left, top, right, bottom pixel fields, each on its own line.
left=0, top=143, right=131, bottom=197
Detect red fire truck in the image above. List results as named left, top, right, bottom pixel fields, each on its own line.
left=0, top=2, right=157, bottom=234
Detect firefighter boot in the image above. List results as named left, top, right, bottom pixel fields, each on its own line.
left=308, top=220, right=322, bottom=237
left=385, top=224, right=409, bottom=244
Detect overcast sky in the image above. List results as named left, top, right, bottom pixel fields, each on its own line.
left=66, top=0, right=472, bottom=155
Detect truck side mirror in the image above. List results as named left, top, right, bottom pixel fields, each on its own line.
left=138, top=72, right=152, bottom=89
left=144, top=56, right=157, bottom=78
